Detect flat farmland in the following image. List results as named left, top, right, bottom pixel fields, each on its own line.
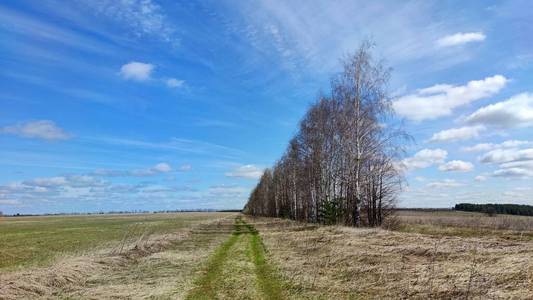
left=0, top=212, right=234, bottom=270
left=1, top=211, right=532, bottom=299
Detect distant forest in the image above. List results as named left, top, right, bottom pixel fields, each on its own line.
left=455, top=203, right=533, bottom=216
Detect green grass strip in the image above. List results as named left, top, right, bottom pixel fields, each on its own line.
left=186, top=217, right=285, bottom=300
left=246, top=222, right=284, bottom=300
left=185, top=228, right=240, bottom=299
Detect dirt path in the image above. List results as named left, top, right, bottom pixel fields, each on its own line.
left=185, top=216, right=284, bottom=300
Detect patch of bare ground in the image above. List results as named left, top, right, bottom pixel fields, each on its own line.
left=249, top=216, right=533, bottom=299
left=0, top=215, right=236, bottom=300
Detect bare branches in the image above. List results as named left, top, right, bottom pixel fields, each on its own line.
left=244, top=41, right=409, bottom=227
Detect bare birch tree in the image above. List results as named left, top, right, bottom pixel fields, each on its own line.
left=243, top=41, right=409, bottom=227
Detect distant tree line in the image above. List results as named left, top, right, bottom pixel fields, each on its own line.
left=243, top=42, right=409, bottom=227
left=4, top=208, right=229, bottom=217
left=455, top=203, right=533, bottom=217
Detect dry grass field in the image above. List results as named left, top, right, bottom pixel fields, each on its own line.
left=0, top=212, right=236, bottom=299
left=256, top=213, right=533, bottom=299
left=1, top=210, right=532, bottom=299
left=395, top=210, right=533, bottom=239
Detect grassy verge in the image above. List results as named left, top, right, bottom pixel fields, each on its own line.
left=249, top=229, right=283, bottom=299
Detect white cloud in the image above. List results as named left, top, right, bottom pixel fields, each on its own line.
left=402, top=148, right=447, bottom=170
left=436, top=32, right=486, bottom=47
left=120, top=61, right=154, bottom=81
left=429, top=125, right=485, bottom=143
left=462, top=143, right=494, bottom=153
left=1, top=120, right=71, bottom=141
left=0, top=172, right=211, bottom=213
left=462, top=140, right=532, bottom=152
left=499, top=160, right=533, bottom=170
left=466, top=93, right=533, bottom=128
left=427, top=179, right=464, bottom=188
left=493, top=168, right=533, bottom=178
left=479, top=148, right=533, bottom=164
left=393, top=75, right=507, bottom=121
left=500, top=140, right=532, bottom=148
left=474, top=175, right=487, bottom=182
left=166, top=78, right=184, bottom=88
left=479, top=147, right=533, bottom=178
left=438, top=160, right=474, bottom=172
left=225, top=164, right=263, bottom=179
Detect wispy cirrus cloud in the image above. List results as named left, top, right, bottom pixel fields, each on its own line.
left=78, top=0, right=178, bottom=45
left=0, top=6, right=116, bottom=56
left=228, top=0, right=470, bottom=74
left=85, top=136, right=245, bottom=160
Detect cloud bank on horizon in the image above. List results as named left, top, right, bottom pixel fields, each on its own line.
left=0, top=0, right=532, bottom=214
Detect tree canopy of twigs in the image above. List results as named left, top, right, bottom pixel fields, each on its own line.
left=243, top=41, right=410, bottom=227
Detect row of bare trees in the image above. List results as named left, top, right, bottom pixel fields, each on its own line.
left=243, top=43, right=409, bottom=227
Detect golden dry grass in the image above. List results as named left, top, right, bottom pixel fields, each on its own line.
left=3, top=211, right=533, bottom=299
left=250, top=215, right=533, bottom=299
left=397, top=210, right=533, bottom=231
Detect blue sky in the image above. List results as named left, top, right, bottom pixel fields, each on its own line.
left=1, top=0, right=532, bottom=214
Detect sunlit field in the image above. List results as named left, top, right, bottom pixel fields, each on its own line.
left=2, top=1, right=533, bottom=299
left=0, top=212, right=233, bottom=270
left=2, top=211, right=532, bottom=299
left=395, top=209, right=533, bottom=239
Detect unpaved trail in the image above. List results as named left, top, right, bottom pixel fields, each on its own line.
left=185, top=216, right=284, bottom=300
